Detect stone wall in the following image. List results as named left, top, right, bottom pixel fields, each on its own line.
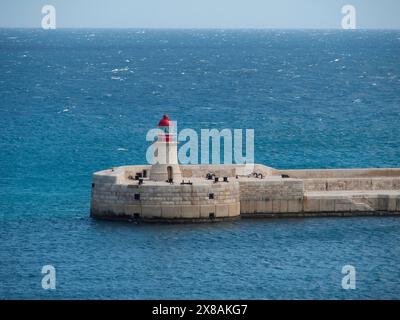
left=302, top=192, right=400, bottom=215
left=91, top=168, right=240, bottom=221
left=180, top=164, right=274, bottom=178
left=91, top=164, right=400, bottom=221
left=239, top=178, right=304, bottom=214
left=276, top=168, right=400, bottom=179
left=302, top=177, right=400, bottom=192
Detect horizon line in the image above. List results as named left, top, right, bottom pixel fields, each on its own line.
left=1, top=26, right=400, bottom=31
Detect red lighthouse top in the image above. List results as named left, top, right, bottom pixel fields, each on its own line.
left=157, top=114, right=174, bottom=142
left=158, top=114, right=172, bottom=127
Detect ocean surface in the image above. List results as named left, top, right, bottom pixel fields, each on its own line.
left=1, top=29, right=400, bottom=299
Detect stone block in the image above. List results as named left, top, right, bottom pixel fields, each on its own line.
left=327, top=180, right=346, bottom=191
left=377, top=197, right=389, bottom=211
left=388, top=198, right=397, bottom=211
left=304, top=180, right=326, bottom=191
left=110, top=204, right=125, bottom=215
left=393, top=179, right=400, bottom=190
left=215, top=204, right=229, bottom=217
left=279, top=200, right=288, bottom=213
left=287, top=199, right=302, bottom=213
left=345, top=180, right=360, bottom=190
left=93, top=175, right=117, bottom=184
left=181, top=205, right=200, bottom=218
left=200, top=205, right=215, bottom=218
left=358, top=179, right=372, bottom=190
left=142, top=205, right=162, bottom=218
left=272, top=200, right=281, bottom=213
left=372, top=179, right=392, bottom=190
left=256, top=200, right=272, bottom=213
left=361, top=196, right=378, bottom=210
left=243, top=200, right=256, bottom=213
left=125, top=205, right=142, bottom=216
left=303, top=198, right=320, bottom=212
left=320, top=199, right=334, bottom=212
left=228, top=203, right=240, bottom=217
left=334, top=200, right=351, bottom=212
left=264, top=198, right=274, bottom=208
left=160, top=206, right=179, bottom=218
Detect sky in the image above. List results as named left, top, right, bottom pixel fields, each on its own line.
left=0, top=0, right=399, bottom=29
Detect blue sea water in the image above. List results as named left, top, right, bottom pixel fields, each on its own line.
left=1, top=29, right=400, bottom=299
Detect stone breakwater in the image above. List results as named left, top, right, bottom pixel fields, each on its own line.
left=90, top=164, right=400, bottom=222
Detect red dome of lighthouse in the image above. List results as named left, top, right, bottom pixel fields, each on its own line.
left=157, top=114, right=174, bottom=142
left=158, top=114, right=172, bottom=127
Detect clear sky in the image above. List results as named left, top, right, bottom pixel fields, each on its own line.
left=0, top=0, right=399, bottom=29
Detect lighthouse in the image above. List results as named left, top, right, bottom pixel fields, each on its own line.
left=149, top=115, right=182, bottom=182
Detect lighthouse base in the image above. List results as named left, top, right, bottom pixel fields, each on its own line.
left=149, top=163, right=182, bottom=182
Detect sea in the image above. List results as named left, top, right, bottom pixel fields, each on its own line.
left=0, top=29, right=400, bottom=299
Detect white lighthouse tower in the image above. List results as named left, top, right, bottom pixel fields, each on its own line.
left=150, top=114, right=182, bottom=182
